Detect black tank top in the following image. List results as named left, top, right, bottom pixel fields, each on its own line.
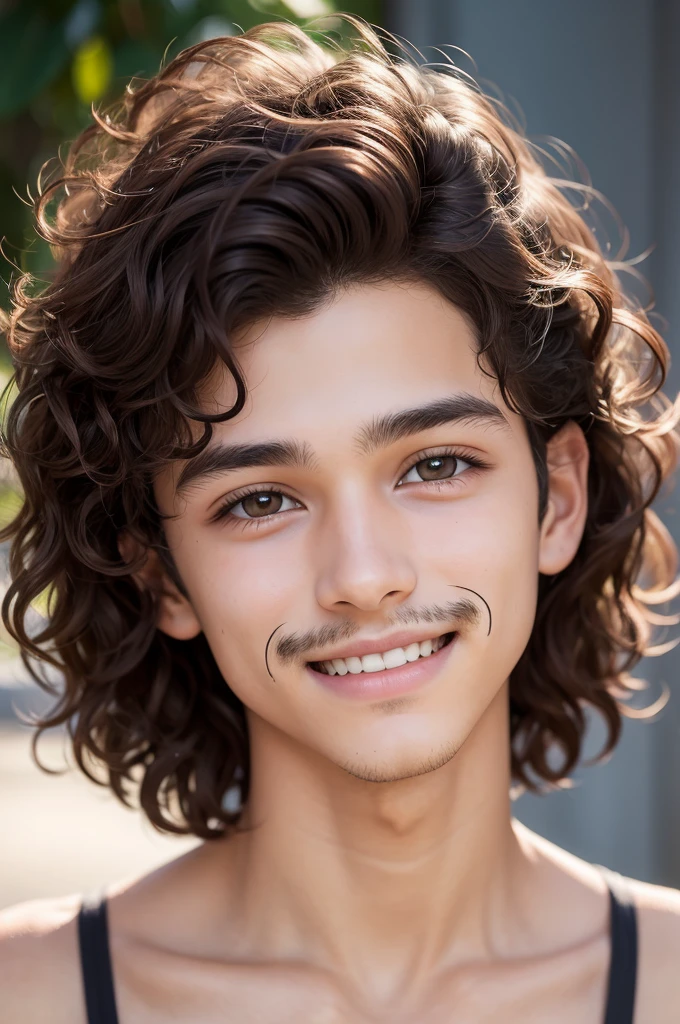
left=76, top=863, right=637, bottom=1023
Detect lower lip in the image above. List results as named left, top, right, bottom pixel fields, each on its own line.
left=306, top=634, right=458, bottom=701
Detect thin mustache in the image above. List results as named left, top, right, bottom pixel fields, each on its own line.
left=274, top=597, right=482, bottom=667
left=449, top=585, right=492, bottom=636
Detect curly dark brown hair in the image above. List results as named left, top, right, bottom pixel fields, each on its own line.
left=1, top=15, right=679, bottom=839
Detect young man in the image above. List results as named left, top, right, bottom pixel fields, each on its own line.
left=1, top=15, right=679, bottom=1023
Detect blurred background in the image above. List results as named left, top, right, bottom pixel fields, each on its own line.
left=1, top=0, right=679, bottom=910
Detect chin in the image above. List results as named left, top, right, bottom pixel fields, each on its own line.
left=337, top=739, right=460, bottom=784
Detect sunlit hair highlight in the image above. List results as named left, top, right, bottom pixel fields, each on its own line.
left=1, top=15, right=679, bottom=837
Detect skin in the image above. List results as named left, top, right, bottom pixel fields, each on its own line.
left=2, top=279, right=680, bottom=1022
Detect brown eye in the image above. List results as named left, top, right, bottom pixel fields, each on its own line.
left=215, top=489, right=301, bottom=524
left=415, top=455, right=458, bottom=481
left=241, top=492, right=284, bottom=518
left=398, top=452, right=474, bottom=488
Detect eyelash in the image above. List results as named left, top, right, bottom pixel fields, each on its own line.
left=210, top=447, right=491, bottom=530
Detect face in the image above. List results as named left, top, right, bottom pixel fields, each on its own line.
left=151, top=279, right=587, bottom=782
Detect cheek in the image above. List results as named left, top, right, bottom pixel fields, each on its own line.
left=178, top=537, right=301, bottom=696
left=428, top=476, right=540, bottom=668
left=486, top=503, right=541, bottom=672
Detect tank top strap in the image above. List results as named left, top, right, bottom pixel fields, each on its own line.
left=77, top=892, right=120, bottom=1024
left=594, top=864, right=638, bottom=1024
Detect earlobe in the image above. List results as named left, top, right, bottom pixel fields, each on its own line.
left=538, top=420, right=590, bottom=577
left=117, top=532, right=202, bottom=640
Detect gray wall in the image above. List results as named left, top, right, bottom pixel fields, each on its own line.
left=385, top=0, right=680, bottom=886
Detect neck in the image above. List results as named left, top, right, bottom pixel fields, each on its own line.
left=208, top=684, right=533, bottom=1002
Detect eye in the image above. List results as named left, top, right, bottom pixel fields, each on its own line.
left=225, top=490, right=301, bottom=520
left=398, top=451, right=480, bottom=486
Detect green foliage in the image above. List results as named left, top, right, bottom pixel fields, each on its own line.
left=0, top=6, right=72, bottom=119
left=72, top=35, right=114, bottom=103
left=0, top=0, right=382, bottom=314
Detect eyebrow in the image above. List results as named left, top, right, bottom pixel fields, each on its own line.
left=175, top=392, right=510, bottom=499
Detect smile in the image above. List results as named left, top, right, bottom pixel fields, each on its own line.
left=306, top=631, right=458, bottom=701
left=310, top=632, right=456, bottom=676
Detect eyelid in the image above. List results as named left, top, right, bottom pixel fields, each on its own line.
left=400, top=444, right=484, bottom=474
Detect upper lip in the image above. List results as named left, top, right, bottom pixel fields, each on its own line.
left=307, top=628, right=454, bottom=664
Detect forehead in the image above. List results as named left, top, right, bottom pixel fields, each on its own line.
left=199, top=279, right=511, bottom=435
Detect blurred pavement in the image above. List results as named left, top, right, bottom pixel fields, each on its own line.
left=0, top=719, right=199, bottom=911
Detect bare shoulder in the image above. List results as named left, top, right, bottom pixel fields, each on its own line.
left=627, top=875, right=680, bottom=1023
left=513, top=823, right=680, bottom=1021
left=0, top=894, right=85, bottom=1024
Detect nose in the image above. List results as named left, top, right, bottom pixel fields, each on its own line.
left=313, top=489, right=417, bottom=613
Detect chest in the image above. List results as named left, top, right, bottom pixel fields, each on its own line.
left=111, top=934, right=614, bottom=1024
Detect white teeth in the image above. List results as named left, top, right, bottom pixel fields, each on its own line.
left=383, top=647, right=408, bottom=669
left=318, top=634, right=451, bottom=676
left=361, top=653, right=385, bottom=673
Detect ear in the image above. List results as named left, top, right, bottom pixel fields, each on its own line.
left=538, top=420, right=590, bottom=575
left=117, top=532, right=202, bottom=640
